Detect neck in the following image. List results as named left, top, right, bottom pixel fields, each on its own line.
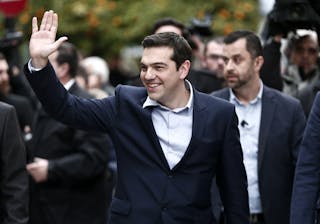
left=233, top=78, right=261, bottom=105
left=59, top=76, right=72, bottom=85
left=163, top=82, right=190, bottom=109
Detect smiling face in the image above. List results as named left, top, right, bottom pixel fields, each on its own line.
left=140, top=46, right=189, bottom=108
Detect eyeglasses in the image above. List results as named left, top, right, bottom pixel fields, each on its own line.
left=294, top=47, right=318, bottom=55
left=0, top=69, right=9, bottom=75
left=206, top=54, right=227, bottom=61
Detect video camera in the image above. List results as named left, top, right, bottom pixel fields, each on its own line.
left=188, top=14, right=213, bottom=37
left=262, top=0, right=320, bottom=41
left=0, top=17, right=23, bottom=50
left=0, top=17, right=23, bottom=68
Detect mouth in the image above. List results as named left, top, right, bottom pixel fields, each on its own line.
left=226, top=75, right=238, bottom=81
left=145, top=83, right=161, bottom=92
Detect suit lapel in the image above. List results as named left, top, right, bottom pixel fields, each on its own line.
left=136, top=97, right=171, bottom=171
left=172, top=90, right=208, bottom=171
left=258, top=87, right=276, bottom=171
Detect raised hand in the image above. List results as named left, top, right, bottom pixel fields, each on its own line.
left=29, top=10, right=68, bottom=69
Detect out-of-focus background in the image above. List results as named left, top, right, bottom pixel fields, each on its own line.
left=0, top=0, right=262, bottom=70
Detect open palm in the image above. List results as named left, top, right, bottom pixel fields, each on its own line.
left=29, top=10, right=67, bottom=68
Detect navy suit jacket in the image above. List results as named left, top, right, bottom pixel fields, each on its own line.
left=291, top=92, right=320, bottom=224
left=0, top=102, right=28, bottom=224
left=25, top=63, right=249, bottom=224
left=211, top=86, right=306, bottom=224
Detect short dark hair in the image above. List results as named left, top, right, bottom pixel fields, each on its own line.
left=152, top=18, right=185, bottom=35
left=204, top=36, right=225, bottom=56
left=0, top=52, right=6, bottom=60
left=224, top=30, right=263, bottom=58
left=142, top=32, right=192, bottom=70
left=56, top=42, right=79, bottom=77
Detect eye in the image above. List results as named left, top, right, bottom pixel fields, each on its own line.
left=233, top=55, right=242, bottom=64
left=223, top=57, right=229, bottom=65
left=140, top=65, right=147, bottom=72
left=153, top=65, right=165, bottom=71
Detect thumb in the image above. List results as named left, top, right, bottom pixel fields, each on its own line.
left=51, top=36, right=68, bottom=52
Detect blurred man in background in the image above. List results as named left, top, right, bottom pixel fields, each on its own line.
left=26, top=42, right=114, bottom=224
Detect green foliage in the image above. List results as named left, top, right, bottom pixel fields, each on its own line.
left=12, top=0, right=260, bottom=59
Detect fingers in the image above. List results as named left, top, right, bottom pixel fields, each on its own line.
left=45, top=11, right=53, bottom=31
left=51, top=12, right=58, bottom=34
left=32, top=10, right=60, bottom=36
left=32, top=17, right=38, bottom=34
left=39, top=10, right=49, bottom=31
left=53, top=36, right=68, bottom=49
left=26, top=162, right=38, bottom=171
left=39, top=10, right=55, bottom=31
left=34, top=157, right=42, bottom=162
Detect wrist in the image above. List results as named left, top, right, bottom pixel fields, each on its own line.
left=30, top=57, right=48, bottom=70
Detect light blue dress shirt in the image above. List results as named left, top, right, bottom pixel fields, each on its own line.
left=229, top=81, right=263, bottom=214
left=143, top=81, right=194, bottom=169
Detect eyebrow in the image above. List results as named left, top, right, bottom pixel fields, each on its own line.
left=140, top=62, right=168, bottom=67
left=230, top=53, right=241, bottom=58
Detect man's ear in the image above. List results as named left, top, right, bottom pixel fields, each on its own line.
left=60, top=63, right=70, bottom=76
left=179, top=60, right=191, bottom=79
left=255, top=56, right=264, bottom=72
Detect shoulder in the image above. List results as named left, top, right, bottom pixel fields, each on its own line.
left=115, top=84, right=147, bottom=98
left=0, top=101, right=14, bottom=112
left=0, top=102, right=16, bottom=124
left=264, top=85, right=301, bottom=106
left=194, top=89, right=234, bottom=114
left=5, top=94, right=31, bottom=108
left=210, top=88, right=229, bottom=98
left=310, top=92, right=320, bottom=111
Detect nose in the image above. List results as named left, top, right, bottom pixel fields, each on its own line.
left=224, top=60, right=234, bottom=72
left=0, top=72, right=9, bottom=83
left=144, top=68, right=155, bottom=80
left=217, top=57, right=225, bottom=66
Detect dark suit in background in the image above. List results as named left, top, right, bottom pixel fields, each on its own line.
left=212, top=85, right=306, bottom=224
left=0, top=93, right=34, bottom=132
left=28, top=82, right=112, bottom=224
left=0, top=102, right=28, bottom=224
left=291, top=92, right=320, bottom=224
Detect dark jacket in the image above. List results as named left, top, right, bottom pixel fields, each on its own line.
left=291, top=92, right=320, bottom=224
left=28, top=82, right=112, bottom=224
left=211, top=86, right=306, bottom=224
left=0, top=102, right=28, bottom=224
left=260, top=40, right=283, bottom=91
left=25, top=63, right=250, bottom=224
left=297, top=80, right=320, bottom=117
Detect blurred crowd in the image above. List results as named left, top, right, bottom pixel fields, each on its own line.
left=1, top=1, right=320, bottom=224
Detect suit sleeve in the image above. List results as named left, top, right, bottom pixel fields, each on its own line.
left=291, top=93, right=320, bottom=224
left=0, top=106, right=28, bottom=224
left=24, top=63, right=116, bottom=133
left=47, top=130, right=111, bottom=184
left=216, top=107, right=250, bottom=224
left=290, top=100, right=306, bottom=166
